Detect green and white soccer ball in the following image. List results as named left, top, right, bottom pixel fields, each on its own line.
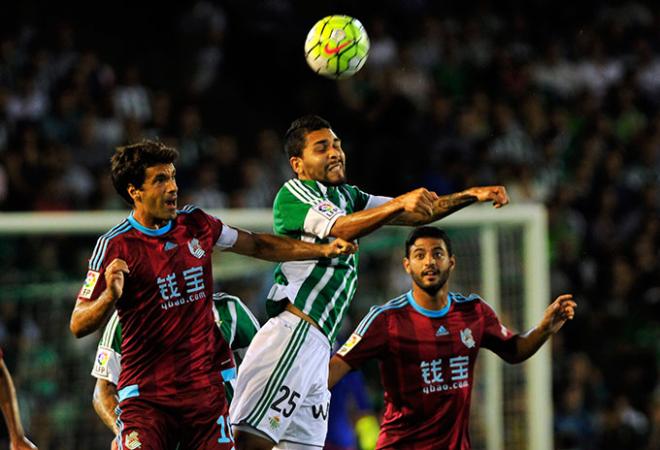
left=304, top=15, right=370, bottom=79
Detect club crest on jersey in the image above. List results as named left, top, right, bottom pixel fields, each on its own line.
left=268, top=415, right=281, bottom=430
left=124, top=431, right=142, bottom=449
left=337, top=333, right=362, bottom=356
left=79, top=270, right=100, bottom=299
left=460, top=328, right=475, bottom=348
left=187, top=238, right=206, bottom=258
left=314, top=201, right=341, bottom=219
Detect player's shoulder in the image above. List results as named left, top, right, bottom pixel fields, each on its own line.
left=450, top=292, right=497, bottom=314
left=450, top=292, right=483, bottom=305
left=177, top=204, right=204, bottom=219
left=277, top=178, right=324, bottom=206
left=212, top=291, right=241, bottom=305
left=89, top=218, right=134, bottom=269
left=176, top=204, right=219, bottom=225
left=354, top=293, right=409, bottom=336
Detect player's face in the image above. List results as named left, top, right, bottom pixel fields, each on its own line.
left=132, top=163, right=178, bottom=223
left=291, top=128, right=346, bottom=185
left=404, top=237, right=455, bottom=294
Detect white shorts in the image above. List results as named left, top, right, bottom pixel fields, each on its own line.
left=229, top=311, right=331, bottom=447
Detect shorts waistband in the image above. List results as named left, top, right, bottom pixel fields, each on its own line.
left=277, top=310, right=330, bottom=349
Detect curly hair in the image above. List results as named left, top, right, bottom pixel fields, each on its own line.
left=283, top=115, right=332, bottom=158
left=110, top=140, right=179, bottom=206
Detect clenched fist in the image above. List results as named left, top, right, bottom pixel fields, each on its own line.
left=465, top=186, right=509, bottom=208
left=323, top=238, right=358, bottom=258
left=105, top=258, right=130, bottom=301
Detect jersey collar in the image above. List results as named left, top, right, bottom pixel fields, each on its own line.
left=128, top=211, right=173, bottom=236
left=406, top=291, right=452, bottom=318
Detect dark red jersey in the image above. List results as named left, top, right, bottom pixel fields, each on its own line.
left=78, top=205, right=235, bottom=401
left=337, top=291, right=516, bottom=450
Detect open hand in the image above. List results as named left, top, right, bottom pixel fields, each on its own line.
left=105, top=258, right=129, bottom=301
left=539, top=294, right=577, bottom=335
left=324, top=238, right=358, bottom=258
left=466, top=186, right=509, bottom=208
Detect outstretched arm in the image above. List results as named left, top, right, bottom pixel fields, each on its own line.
left=328, top=355, right=353, bottom=389
left=93, top=378, right=119, bottom=434
left=329, top=188, right=439, bottom=241
left=227, top=228, right=357, bottom=261
left=0, top=359, right=38, bottom=450
left=493, top=294, right=577, bottom=364
left=70, top=259, right=128, bottom=338
left=390, top=186, right=509, bottom=226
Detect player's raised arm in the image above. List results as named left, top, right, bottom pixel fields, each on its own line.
left=70, top=258, right=129, bottom=338
left=224, top=227, right=357, bottom=261
left=327, top=188, right=439, bottom=241
left=489, top=294, right=577, bottom=364
left=389, top=186, right=509, bottom=226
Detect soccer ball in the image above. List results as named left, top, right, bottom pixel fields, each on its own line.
left=304, top=15, right=370, bottom=79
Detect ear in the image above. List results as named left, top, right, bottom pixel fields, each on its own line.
left=127, top=183, right=141, bottom=204
left=448, top=255, right=456, bottom=273
left=403, top=257, right=411, bottom=275
left=289, top=156, right=303, bottom=177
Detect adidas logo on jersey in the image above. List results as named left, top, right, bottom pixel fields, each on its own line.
left=164, top=241, right=178, bottom=251
left=436, top=325, right=449, bottom=336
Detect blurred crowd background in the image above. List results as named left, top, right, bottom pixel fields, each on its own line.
left=0, top=1, right=658, bottom=449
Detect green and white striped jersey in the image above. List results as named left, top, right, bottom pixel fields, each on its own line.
left=91, top=292, right=260, bottom=401
left=268, top=178, right=388, bottom=343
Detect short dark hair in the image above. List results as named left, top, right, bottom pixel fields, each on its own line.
left=404, top=227, right=453, bottom=257
left=110, top=140, right=179, bottom=206
left=284, top=115, right=332, bottom=158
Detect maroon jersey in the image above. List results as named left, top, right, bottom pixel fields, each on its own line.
left=78, top=205, right=235, bottom=401
left=337, top=291, right=516, bottom=450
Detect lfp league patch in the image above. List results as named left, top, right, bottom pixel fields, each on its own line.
left=79, top=270, right=100, bottom=299
left=337, top=332, right=362, bottom=356
left=313, top=201, right=342, bottom=219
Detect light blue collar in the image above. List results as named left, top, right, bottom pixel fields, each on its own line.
left=128, top=211, right=173, bottom=236
left=407, top=291, right=451, bottom=318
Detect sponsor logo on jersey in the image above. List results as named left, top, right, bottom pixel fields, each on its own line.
left=164, top=241, right=178, bottom=251
left=187, top=238, right=206, bottom=258
left=460, top=328, right=475, bottom=348
left=314, top=201, right=341, bottom=219
left=337, top=332, right=362, bottom=356
left=125, top=431, right=142, bottom=449
left=436, top=325, right=449, bottom=336
left=79, top=270, right=100, bottom=299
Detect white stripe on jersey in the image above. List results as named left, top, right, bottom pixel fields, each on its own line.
left=301, top=267, right=336, bottom=316
left=327, top=268, right=360, bottom=339
left=317, top=255, right=355, bottom=327
left=284, top=180, right=317, bottom=206
left=292, top=178, right=325, bottom=202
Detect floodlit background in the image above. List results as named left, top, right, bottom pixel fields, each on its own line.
left=0, top=1, right=658, bottom=449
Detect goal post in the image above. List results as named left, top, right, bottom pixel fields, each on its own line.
left=0, top=204, right=551, bottom=450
